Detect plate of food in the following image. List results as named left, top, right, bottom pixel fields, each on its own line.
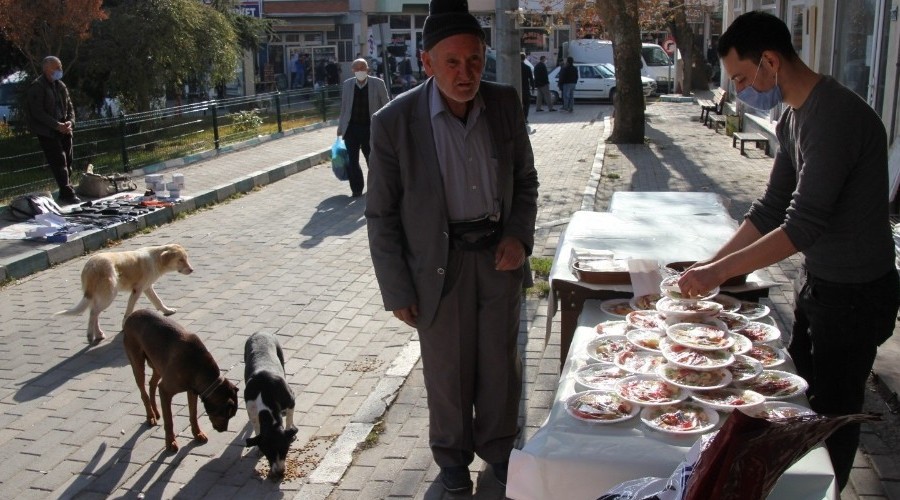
left=745, top=401, right=816, bottom=419
left=565, top=390, right=640, bottom=423
left=666, top=323, right=734, bottom=351
left=717, top=311, right=750, bottom=332
left=574, top=363, right=629, bottom=391
left=595, top=320, right=630, bottom=336
left=658, top=365, right=733, bottom=390
left=690, top=388, right=766, bottom=412
left=728, top=333, right=753, bottom=355
left=630, top=293, right=662, bottom=311
left=659, top=275, right=719, bottom=301
left=660, top=339, right=735, bottom=370
left=614, top=350, right=667, bottom=376
left=711, top=294, right=742, bottom=313
left=601, top=298, right=637, bottom=318
left=737, top=301, right=770, bottom=320
left=641, top=402, right=720, bottom=435
left=626, top=310, right=667, bottom=331
left=734, top=322, right=781, bottom=344
left=587, top=335, right=631, bottom=363
left=655, top=297, right=723, bottom=322
left=615, top=375, right=687, bottom=406
left=740, top=370, right=809, bottom=400
left=745, top=344, right=786, bottom=368
left=727, top=354, right=763, bottom=383
left=626, top=329, right=665, bottom=352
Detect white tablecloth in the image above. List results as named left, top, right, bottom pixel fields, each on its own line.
left=508, top=301, right=838, bottom=500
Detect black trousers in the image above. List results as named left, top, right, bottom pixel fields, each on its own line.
left=343, top=122, right=370, bottom=196
left=37, top=132, right=75, bottom=198
left=789, top=267, right=900, bottom=490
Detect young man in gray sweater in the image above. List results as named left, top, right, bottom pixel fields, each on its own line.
left=678, top=11, right=899, bottom=490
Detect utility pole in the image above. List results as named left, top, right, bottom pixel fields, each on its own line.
left=495, top=0, right=521, bottom=95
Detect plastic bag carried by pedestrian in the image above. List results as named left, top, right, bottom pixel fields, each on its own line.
left=331, top=137, right=349, bottom=181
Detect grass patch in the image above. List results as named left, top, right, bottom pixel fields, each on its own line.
left=358, top=419, right=386, bottom=451
left=526, top=256, right=553, bottom=298
left=604, top=173, right=620, bottom=180
left=530, top=256, right=552, bottom=278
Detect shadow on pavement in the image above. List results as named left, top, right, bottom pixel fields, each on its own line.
left=298, top=194, right=366, bottom=249
left=13, top=335, right=127, bottom=402
left=57, top=426, right=153, bottom=498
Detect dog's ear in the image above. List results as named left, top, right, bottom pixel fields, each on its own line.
left=246, top=436, right=260, bottom=447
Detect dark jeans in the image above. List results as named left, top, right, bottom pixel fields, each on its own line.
left=37, top=132, right=75, bottom=198
left=343, top=122, right=370, bottom=195
left=788, top=267, right=900, bottom=490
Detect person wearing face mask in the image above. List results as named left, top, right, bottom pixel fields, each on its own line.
left=26, top=55, right=80, bottom=205
left=678, top=11, right=898, bottom=491
left=337, top=59, right=389, bottom=197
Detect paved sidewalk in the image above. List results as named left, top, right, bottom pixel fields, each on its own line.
left=0, top=98, right=897, bottom=500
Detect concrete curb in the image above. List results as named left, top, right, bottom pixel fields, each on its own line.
left=0, top=148, right=331, bottom=282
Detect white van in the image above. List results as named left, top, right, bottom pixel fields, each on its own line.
left=562, top=39, right=676, bottom=94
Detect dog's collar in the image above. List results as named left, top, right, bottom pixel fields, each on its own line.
left=198, top=375, right=224, bottom=401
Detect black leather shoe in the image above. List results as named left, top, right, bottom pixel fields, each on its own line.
left=440, top=466, right=473, bottom=493
left=491, top=461, right=508, bottom=487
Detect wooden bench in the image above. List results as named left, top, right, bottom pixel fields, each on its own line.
left=698, top=88, right=727, bottom=122
left=732, top=131, right=770, bottom=155
left=707, top=114, right=727, bottom=133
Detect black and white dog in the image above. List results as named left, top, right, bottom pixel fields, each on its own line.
left=244, top=331, right=297, bottom=477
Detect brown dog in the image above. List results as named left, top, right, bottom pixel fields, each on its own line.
left=123, top=309, right=238, bottom=452
left=56, top=243, right=194, bottom=343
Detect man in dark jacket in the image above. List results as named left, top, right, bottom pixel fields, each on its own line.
left=26, top=56, right=79, bottom=205
left=533, top=55, right=556, bottom=112
left=520, top=53, right=534, bottom=123
left=558, top=56, right=578, bottom=112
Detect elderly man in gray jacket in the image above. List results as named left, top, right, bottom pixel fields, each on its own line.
left=336, top=58, right=389, bottom=197
left=365, top=0, right=539, bottom=493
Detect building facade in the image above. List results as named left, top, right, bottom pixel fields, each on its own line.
left=721, top=0, right=900, bottom=155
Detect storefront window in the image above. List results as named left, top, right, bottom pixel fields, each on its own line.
left=390, top=15, right=411, bottom=30
left=833, top=0, right=880, bottom=103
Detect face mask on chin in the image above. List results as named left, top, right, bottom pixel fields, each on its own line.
left=51, top=70, right=63, bottom=82
left=355, top=71, right=368, bottom=82
left=737, top=58, right=782, bottom=110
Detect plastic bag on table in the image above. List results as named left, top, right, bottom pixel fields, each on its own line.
left=684, top=409, right=880, bottom=500
left=331, top=136, right=349, bottom=181
left=597, top=409, right=879, bottom=500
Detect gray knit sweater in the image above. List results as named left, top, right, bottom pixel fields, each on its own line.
left=746, top=76, right=894, bottom=283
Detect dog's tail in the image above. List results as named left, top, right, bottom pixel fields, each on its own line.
left=55, top=296, right=90, bottom=316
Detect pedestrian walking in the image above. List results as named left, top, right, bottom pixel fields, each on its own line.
left=26, top=55, right=79, bottom=205
left=533, top=55, right=556, bottom=112
left=558, top=56, right=578, bottom=112
left=521, top=53, right=534, bottom=123
left=365, top=0, right=539, bottom=493
left=336, top=59, right=390, bottom=197
left=678, top=11, right=900, bottom=492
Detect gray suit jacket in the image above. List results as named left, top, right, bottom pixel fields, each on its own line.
left=337, top=76, right=389, bottom=136
left=365, top=79, right=539, bottom=329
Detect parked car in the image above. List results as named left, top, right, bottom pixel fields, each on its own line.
left=561, top=39, right=675, bottom=94
left=548, top=63, right=656, bottom=103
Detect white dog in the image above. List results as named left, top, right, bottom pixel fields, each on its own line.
left=56, top=244, right=194, bottom=343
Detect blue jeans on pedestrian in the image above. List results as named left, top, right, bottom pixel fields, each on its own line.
left=788, top=267, right=899, bottom=490
left=561, top=84, right=575, bottom=111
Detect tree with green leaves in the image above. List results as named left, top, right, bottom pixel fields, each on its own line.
left=83, top=0, right=242, bottom=112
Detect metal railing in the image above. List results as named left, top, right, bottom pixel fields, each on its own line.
left=0, top=86, right=341, bottom=202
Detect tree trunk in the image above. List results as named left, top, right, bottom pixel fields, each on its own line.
left=597, top=0, right=644, bottom=144
left=667, top=0, right=693, bottom=95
